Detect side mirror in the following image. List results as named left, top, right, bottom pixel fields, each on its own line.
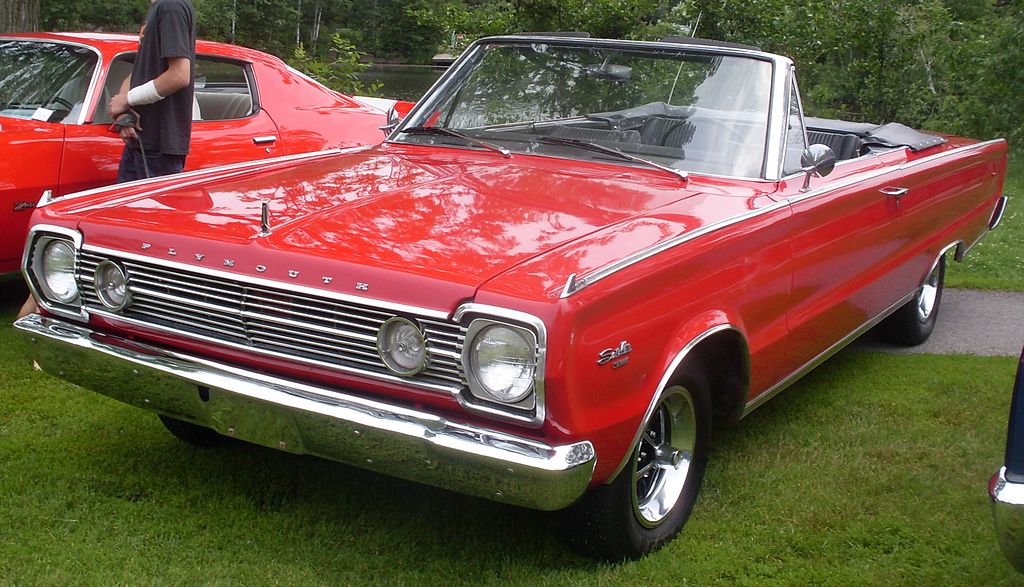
left=380, top=100, right=416, bottom=136
left=800, top=144, right=836, bottom=191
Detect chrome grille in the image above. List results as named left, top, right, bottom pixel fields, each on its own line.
left=78, top=250, right=466, bottom=390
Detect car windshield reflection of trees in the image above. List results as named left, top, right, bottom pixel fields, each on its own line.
left=0, top=40, right=97, bottom=123
left=398, top=43, right=770, bottom=177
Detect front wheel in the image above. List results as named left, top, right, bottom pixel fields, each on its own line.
left=564, top=378, right=711, bottom=560
left=882, top=255, right=945, bottom=346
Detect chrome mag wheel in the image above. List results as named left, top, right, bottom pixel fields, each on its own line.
left=630, top=385, right=697, bottom=527
left=917, top=261, right=942, bottom=321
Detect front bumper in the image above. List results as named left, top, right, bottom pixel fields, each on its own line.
left=990, top=466, right=1024, bottom=572
left=14, top=313, right=595, bottom=511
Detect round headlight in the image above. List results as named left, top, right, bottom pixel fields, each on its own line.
left=39, top=240, right=78, bottom=303
left=377, top=317, right=427, bottom=376
left=95, top=260, right=131, bottom=311
left=469, top=324, right=536, bottom=403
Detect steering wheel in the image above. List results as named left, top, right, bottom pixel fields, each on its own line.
left=43, top=96, right=75, bottom=111
left=694, top=117, right=748, bottom=145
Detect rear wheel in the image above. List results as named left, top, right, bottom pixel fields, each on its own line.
left=565, top=376, right=710, bottom=560
left=158, top=415, right=224, bottom=447
left=883, top=255, right=945, bottom=346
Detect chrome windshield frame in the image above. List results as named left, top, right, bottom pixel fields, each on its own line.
left=388, top=35, right=794, bottom=181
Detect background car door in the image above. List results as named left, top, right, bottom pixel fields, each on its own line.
left=58, top=54, right=280, bottom=196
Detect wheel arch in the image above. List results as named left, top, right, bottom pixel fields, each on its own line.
left=605, top=321, right=750, bottom=483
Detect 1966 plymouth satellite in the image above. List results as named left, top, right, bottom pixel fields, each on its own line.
left=14, top=34, right=1008, bottom=559
left=0, top=32, right=390, bottom=279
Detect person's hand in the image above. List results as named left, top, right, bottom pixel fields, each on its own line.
left=119, top=125, right=138, bottom=142
left=110, top=92, right=130, bottom=118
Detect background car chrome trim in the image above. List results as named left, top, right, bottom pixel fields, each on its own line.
left=0, top=37, right=106, bottom=126
left=742, top=289, right=920, bottom=417
left=82, top=244, right=450, bottom=320
left=989, top=195, right=1008, bottom=230
left=990, top=466, right=1024, bottom=572
left=609, top=324, right=739, bottom=482
left=562, top=139, right=1006, bottom=297
left=454, top=303, right=548, bottom=427
left=21, top=224, right=89, bottom=322
left=38, top=148, right=363, bottom=207
left=13, top=313, right=596, bottom=511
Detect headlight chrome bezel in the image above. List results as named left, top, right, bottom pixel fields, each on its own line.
left=22, top=225, right=87, bottom=321
left=455, top=304, right=547, bottom=427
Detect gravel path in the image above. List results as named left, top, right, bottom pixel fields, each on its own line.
left=857, top=288, right=1024, bottom=356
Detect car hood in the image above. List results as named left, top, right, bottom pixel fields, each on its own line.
left=57, top=145, right=704, bottom=309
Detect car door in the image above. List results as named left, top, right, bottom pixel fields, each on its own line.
left=59, top=54, right=281, bottom=196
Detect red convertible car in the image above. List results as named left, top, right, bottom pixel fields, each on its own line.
left=0, top=32, right=389, bottom=278
left=14, top=35, right=1008, bottom=559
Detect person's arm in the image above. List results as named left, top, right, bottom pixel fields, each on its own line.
left=110, top=57, right=191, bottom=118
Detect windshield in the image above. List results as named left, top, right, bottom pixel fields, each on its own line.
left=0, top=40, right=98, bottom=123
left=396, top=41, right=773, bottom=178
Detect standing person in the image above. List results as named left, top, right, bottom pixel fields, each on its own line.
left=17, top=0, right=195, bottom=321
left=110, top=0, right=196, bottom=182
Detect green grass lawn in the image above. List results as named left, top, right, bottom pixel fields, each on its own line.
left=946, top=155, right=1023, bottom=291
left=0, top=284, right=1020, bottom=585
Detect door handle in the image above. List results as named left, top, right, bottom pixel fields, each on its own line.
left=880, top=186, right=909, bottom=207
left=252, top=135, right=277, bottom=145
left=880, top=186, right=909, bottom=198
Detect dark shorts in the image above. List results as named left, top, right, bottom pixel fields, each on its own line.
left=116, top=144, right=186, bottom=183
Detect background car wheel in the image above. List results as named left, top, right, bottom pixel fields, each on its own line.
left=158, top=415, right=224, bottom=447
left=883, top=255, right=945, bottom=346
left=563, top=375, right=711, bottom=560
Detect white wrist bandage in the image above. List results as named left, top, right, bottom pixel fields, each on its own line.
left=127, top=80, right=164, bottom=107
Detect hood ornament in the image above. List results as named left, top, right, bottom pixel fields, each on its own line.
left=257, top=201, right=272, bottom=237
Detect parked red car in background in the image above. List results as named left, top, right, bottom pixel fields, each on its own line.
left=0, top=32, right=389, bottom=278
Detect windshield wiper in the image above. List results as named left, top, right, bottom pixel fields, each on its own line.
left=399, top=126, right=512, bottom=158
left=534, top=135, right=688, bottom=183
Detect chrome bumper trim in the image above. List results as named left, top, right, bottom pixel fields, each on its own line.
left=13, top=314, right=595, bottom=511
left=990, top=466, right=1024, bottom=572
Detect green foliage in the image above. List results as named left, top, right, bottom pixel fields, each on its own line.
left=41, top=0, right=148, bottom=31
left=288, top=34, right=380, bottom=96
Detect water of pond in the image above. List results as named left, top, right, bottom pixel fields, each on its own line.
left=357, top=64, right=446, bottom=102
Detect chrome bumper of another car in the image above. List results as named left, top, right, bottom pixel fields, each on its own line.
left=991, top=467, right=1024, bottom=571
left=13, top=313, right=596, bottom=511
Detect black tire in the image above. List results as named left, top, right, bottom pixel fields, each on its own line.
left=882, top=255, right=945, bottom=346
left=158, top=415, right=224, bottom=447
left=563, top=374, right=711, bottom=560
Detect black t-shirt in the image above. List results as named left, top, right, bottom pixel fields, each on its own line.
left=131, top=0, right=196, bottom=156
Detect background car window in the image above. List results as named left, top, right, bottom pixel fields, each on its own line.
left=0, top=40, right=97, bottom=123
left=94, top=55, right=254, bottom=124
left=194, top=58, right=255, bottom=120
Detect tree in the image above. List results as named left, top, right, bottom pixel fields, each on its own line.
left=1, top=0, right=41, bottom=32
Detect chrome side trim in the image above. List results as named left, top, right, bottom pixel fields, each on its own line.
left=14, top=313, right=596, bottom=511
left=741, top=289, right=919, bottom=417
left=40, top=148, right=362, bottom=207
left=453, top=303, right=548, bottom=427
left=562, top=138, right=1006, bottom=297
left=990, top=195, right=1008, bottom=231
left=608, top=324, right=740, bottom=482
left=83, top=244, right=450, bottom=320
left=561, top=200, right=789, bottom=297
